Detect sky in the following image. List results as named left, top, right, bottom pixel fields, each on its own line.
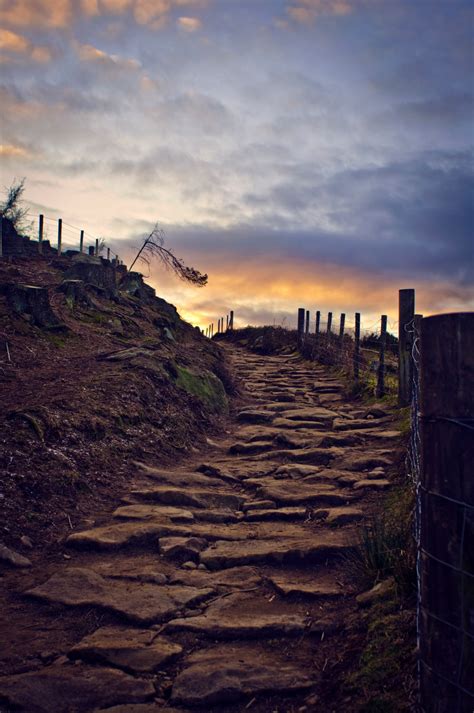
left=0, top=0, right=473, bottom=332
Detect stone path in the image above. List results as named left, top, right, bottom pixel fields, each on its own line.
left=0, top=346, right=398, bottom=712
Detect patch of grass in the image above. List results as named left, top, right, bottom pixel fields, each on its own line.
left=344, top=486, right=416, bottom=596
left=175, top=365, right=229, bottom=414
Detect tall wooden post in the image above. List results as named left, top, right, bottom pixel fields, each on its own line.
left=0, top=215, right=3, bottom=258
left=57, top=218, right=62, bottom=255
left=79, top=230, right=84, bottom=253
left=354, top=312, right=361, bottom=380
left=339, top=313, right=345, bottom=345
left=327, top=312, right=332, bottom=333
left=315, top=310, right=320, bottom=335
left=399, top=288, right=415, bottom=406
left=226, top=315, right=229, bottom=331
left=376, top=315, right=387, bottom=398
left=419, top=313, right=474, bottom=713
left=38, top=214, right=44, bottom=254
left=297, top=308, right=305, bottom=351
left=95, top=238, right=99, bottom=256
left=305, top=310, right=310, bottom=335
left=107, top=247, right=110, bottom=260
left=229, top=310, right=234, bottom=330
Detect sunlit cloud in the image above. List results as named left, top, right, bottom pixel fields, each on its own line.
left=0, top=142, right=33, bottom=158
left=177, top=16, right=202, bottom=32
left=76, top=42, right=141, bottom=70
left=287, top=0, right=355, bottom=24
left=0, top=27, right=52, bottom=63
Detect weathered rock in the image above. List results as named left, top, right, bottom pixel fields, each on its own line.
left=278, top=407, right=339, bottom=424
left=333, top=417, right=390, bottom=431
left=169, top=566, right=262, bottom=590
left=237, top=410, right=274, bottom=424
left=0, top=543, right=32, bottom=568
left=170, top=644, right=315, bottom=706
left=69, top=626, right=182, bottom=673
left=322, top=507, right=364, bottom=525
left=57, top=279, right=93, bottom=308
left=135, top=463, right=217, bottom=488
left=113, top=504, right=195, bottom=523
left=159, top=536, right=207, bottom=561
left=0, top=664, right=154, bottom=713
left=129, top=486, right=243, bottom=510
left=335, top=453, right=393, bottom=472
left=27, top=568, right=214, bottom=624
left=243, top=500, right=277, bottom=511
left=200, top=532, right=350, bottom=570
left=268, top=574, right=343, bottom=598
left=229, top=441, right=273, bottom=455
left=352, top=479, right=390, bottom=491
left=66, top=521, right=182, bottom=550
left=255, top=481, right=350, bottom=507
left=245, top=507, right=307, bottom=522
left=356, top=577, right=395, bottom=607
left=166, top=593, right=310, bottom=638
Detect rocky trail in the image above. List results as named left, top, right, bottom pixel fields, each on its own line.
left=0, top=344, right=401, bottom=713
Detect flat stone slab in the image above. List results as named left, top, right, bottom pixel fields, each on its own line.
left=113, top=504, right=195, bottom=522
left=129, top=486, right=243, bottom=510
left=255, top=481, right=350, bottom=507
left=272, top=418, right=331, bottom=430
left=333, top=417, right=390, bottom=431
left=171, top=644, right=315, bottom=707
left=167, top=593, right=310, bottom=638
left=353, top=479, right=390, bottom=490
left=249, top=446, right=343, bottom=466
left=320, top=507, right=364, bottom=525
left=159, top=536, right=207, bottom=560
left=245, top=507, right=307, bottom=521
left=268, top=574, right=343, bottom=598
left=278, top=407, right=340, bottom=424
left=134, top=463, right=217, bottom=487
left=237, top=410, right=274, bottom=424
left=200, top=532, right=350, bottom=569
left=170, top=566, right=262, bottom=590
left=334, top=453, right=393, bottom=472
left=229, top=441, right=274, bottom=455
left=69, top=626, right=182, bottom=673
left=67, top=522, right=187, bottom=550
left=0, top=543, right=31, bottom=568
left=0, top=664, right=154, bottom=713
left=27, top=567, right=214, bottom=624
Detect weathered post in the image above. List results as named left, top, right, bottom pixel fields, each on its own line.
left=315, top=310, right=320, bottom=335
left=229, top=310, right=234, bottom=330
left=399, top=288, right=415, bottom=406
left=38, top=214, right=44, bottom=254
left=305, top=310, right=310, bottom=335
left=79, top=230, right=84, bottom=253
left=57, top=219, right=62, bottom=255
left=354, top=312, right=361, bottom=380
left=88, top=246, right=94, bottom=256
left=297, top=308, right=305, bottom=351
left=339, top=312, right=345, bottom=345
left=95, top=238, right=99, bottom=256
left=419, top=313, right=474, bottom=713
left=376, top=315, right=387, bottom=398
left=327, top=312, right=332, bottom=333
left=226, top=315, right=229, bottom=331
left=107, top=247, right=110, bottom=260
left=0, top=214, right=3, bottom=258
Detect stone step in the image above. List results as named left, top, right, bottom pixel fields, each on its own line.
left=27, top=567, right=215, bottom=624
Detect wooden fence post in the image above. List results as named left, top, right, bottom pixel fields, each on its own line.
left=95, top=238, right=99, bottom=256
left=57, top=219, right=62, bottom=255
left=38, top=214, right=44, bottom=254
left=107, top=247, right=110, bottom=260
left=0, top=215, right=3, bottom=258
left=305, top=310, right=310, bottom=335
left=419, top=313, right=474, bottom=713
left=354, top=312, right=361, bottom=380
left=339, top=313, right=345, bottom=349
left=376, top=315, right=387, bottom=398
left=327, top=312, right=332, bottom=333
left=229, top=310, right=234, bottom=330
left=315, top=310, right=320, bottom=335
left=297, top=308, right=305, bottom=351
left=79, top=230, right=84, bottom=253
left=226, top=315, right=229, bottom=331
left=399, top=288, right=415, bottom=406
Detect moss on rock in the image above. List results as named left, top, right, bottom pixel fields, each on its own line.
left=175, top=366, right=228, bottom=414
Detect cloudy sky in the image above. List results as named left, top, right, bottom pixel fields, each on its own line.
left=1, top=0, right=473, bottom=331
